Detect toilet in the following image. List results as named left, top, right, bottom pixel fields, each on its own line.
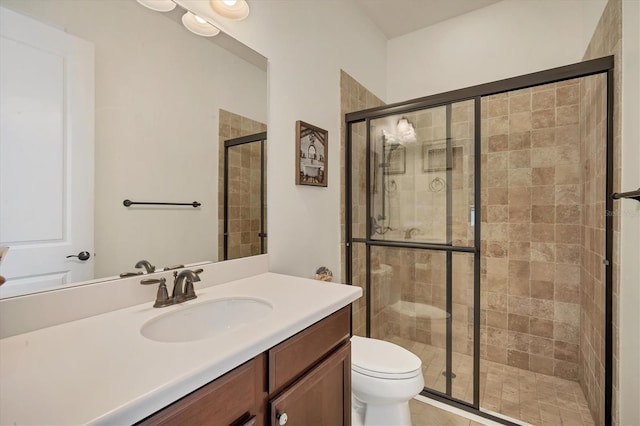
left=351, top=336, right=425, bottom=426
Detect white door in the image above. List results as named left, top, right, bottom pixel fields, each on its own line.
left=0, top=7, right=94, bottom=298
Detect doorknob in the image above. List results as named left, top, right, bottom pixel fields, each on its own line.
left=66, top=251, right=91, bottom=261
left=276, top=412, right=288, bottom=426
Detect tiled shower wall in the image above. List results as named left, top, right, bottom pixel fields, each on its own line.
left=218, top=109, right=267, bottom=261
left=579, top=73, right=607, bottom=426
left=580, top=0, right=622, bottom=423
left=480, top=81, right=585, bottom=380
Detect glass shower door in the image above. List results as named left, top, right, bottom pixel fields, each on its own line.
left=223, top=133, right=267, bottom=260
left=347, top=98, right=480, bottom=407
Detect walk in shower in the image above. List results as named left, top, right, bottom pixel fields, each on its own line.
left=345, top=57, right=614, bottom=425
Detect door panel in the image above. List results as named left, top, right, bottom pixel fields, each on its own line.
left=0, top=7, right=94, bottom=297
left=269, top=343, right=350, bottom=426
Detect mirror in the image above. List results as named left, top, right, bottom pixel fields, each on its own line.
left=0, top=0, right=267, bottom=297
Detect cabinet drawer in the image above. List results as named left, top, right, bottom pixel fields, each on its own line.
left=137, top=354, right=266, bottom=426
left=268, top=306, right=350, bottom=395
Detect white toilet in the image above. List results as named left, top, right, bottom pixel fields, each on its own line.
left=351, top=336, right=425, bottom=426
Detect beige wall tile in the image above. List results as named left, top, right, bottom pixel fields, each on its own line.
left=510, top=112, right=532, bottom=133
left=532, top=109, right=556, bottom=129
left=532, top=167, right=556, bottom=185
left=510, top=93, right=532, bottom=113
left=532, top=205, right=555, bottom=223
left=532, top=90, right=555, bottom=111
left=556, top=85, right=580, bottom=107
left=530, top=317, right=554, bottom=337
left=489, top=134, right=508, bottom=152
left=532, top=128, right=556, bottom=147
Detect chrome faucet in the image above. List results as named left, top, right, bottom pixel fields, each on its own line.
left=140, top=268, right=202, bottom=308
left=135, top=259, right=156, bottom=274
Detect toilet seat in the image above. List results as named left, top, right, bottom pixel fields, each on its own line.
left=351, top=336, right=422, bottom=379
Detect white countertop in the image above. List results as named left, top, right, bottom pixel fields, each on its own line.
left=0, top=272, right=362, bottom=425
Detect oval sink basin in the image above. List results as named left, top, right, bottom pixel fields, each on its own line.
left=141, top=297, right=273, bottom=343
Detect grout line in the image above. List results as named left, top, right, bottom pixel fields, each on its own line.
left=413, top=395, right=532, bottom=426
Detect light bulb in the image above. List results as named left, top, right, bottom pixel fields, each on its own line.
left=182, top=11, right=220, bottom=37
left=209, top=0, right=249, bottom=20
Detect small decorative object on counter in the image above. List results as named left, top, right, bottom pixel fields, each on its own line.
left=315, top=266, right=333, bottom=282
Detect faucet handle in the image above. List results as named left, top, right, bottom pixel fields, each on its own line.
left=140, top=277, right=172, bottom=308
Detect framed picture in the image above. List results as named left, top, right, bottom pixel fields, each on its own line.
left=383, top=145, right=406, bottom=175
left=296, top=120, right=328, bottom=187
left=423, top=144, right=462, bottom=172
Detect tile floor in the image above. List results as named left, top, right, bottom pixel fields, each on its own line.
left=410, top=398, right=487, bottom=426
left=392, top=337, right=595, bottom=426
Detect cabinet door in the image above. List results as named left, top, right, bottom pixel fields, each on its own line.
left=138, top=354, right=267, bottom=426
left=269, top=342, right=351, bottom=426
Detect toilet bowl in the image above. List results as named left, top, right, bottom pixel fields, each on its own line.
left=351, top=336, right=424, bottom=426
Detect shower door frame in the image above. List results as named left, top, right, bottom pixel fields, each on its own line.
left=345, top=56, right=615, bottom=425
left=223, top=131, right=267, bottom=260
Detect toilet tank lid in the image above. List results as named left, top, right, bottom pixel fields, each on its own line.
left=351, top=336, right=422, bottom=377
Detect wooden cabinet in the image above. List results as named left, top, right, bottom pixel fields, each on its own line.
left=268, top=306, right=350, bottom=395
left=269, top=342, right=350, bottom=426
left=137, top=306, right=350, bottom=426
left=138, top=354, right=267, bottom=426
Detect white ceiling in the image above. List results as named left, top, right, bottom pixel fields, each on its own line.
left=354, top=0, right=501, bottom=39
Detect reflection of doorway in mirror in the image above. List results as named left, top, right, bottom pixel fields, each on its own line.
left=0, top=7, right=95, bottom=298
left=218, top=110, right=267, bottom=261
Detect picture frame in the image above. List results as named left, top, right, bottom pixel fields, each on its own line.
left=296, top=120, right=328, bottom=187
left=383, top=144, right=406, bottom=175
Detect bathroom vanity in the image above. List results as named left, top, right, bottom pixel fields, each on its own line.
left=0, top=262, right=361, bottom=425
left=139, top=307, right=351, bottom=425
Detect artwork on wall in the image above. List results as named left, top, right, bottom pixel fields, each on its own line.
left=383, top=144, right=406, bottom=175
left=296, top=120, right=328, bottom=187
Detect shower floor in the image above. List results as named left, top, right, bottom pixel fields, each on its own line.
left=387, top=337, right=595, bottom=425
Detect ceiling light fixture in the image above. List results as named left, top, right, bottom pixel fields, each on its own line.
left=182, top=11, right=221, bottom=37
left=396, top=118, right=417, bottom=143
left=135, top=0, right=176, bottom=12
left=209, top=0, right=250, bottom=20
